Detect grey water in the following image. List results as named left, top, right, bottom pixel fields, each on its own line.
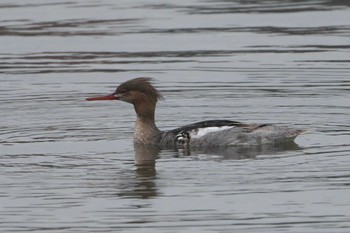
left=1, top=0, right=350, bottom=232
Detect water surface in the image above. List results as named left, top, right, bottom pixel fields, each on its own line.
left=1, top=0, right=350, bottom=232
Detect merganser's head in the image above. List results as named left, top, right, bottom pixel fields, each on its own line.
left=86, top=77, right=164, bottom=105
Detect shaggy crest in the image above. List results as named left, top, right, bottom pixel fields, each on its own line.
left=116, top=77, right=164, bottom=103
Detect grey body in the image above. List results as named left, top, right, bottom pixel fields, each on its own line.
left=159, top=121, right=304, bottom=149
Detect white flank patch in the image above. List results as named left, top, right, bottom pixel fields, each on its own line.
left=190, top=126, right=234, bottom=139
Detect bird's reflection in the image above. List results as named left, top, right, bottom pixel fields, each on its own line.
left=132, top=145, right=159, bottom=198
left=134, top=144, right=160, bottom=166
left=118, top=142, right=302, bottom=199
left=175, top=141, right=302, bottom=160
left=116, top=145, right=160, bottom=199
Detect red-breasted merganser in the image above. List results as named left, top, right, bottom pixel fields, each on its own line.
left=86, top=78, right=305, bottom=148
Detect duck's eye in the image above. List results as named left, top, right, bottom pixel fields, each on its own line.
left=118, top=88, right=128, bottom=94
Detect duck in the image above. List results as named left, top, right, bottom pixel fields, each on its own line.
left=86, top=77, right=305, bottom=148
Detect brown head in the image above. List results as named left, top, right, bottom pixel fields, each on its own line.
left=86, top=77, right=163, bottom=118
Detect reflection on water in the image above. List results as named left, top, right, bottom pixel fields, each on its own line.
left=119, top=141, right=303, bottom=200
left=117, top=164, right=158, bottom=200
left=132, top=145, right=159, bottom=199
left=176, top=141, right=302, bottom=159
left=1, top=0, right=350, bottom=232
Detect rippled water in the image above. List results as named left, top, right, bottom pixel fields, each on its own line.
left=1, top=0, right=350, bottom=232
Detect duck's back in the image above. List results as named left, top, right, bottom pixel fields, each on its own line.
left=160, top=120, right=304, bottom=148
